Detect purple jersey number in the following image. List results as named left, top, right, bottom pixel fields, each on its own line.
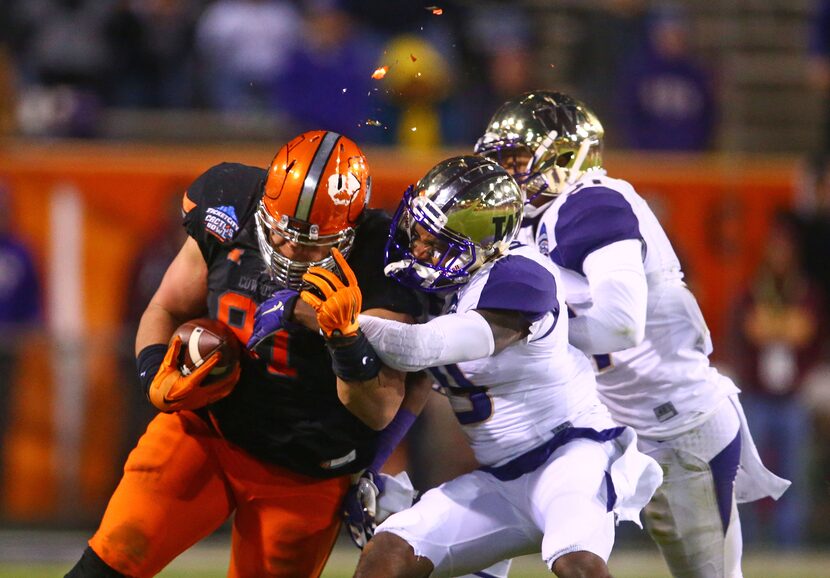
left=429, top=364, right=493, bottom=425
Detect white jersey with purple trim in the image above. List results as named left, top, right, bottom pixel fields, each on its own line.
left=532, top=171, right=739, bottom=438
left=426, top=244, right=611, bottom=467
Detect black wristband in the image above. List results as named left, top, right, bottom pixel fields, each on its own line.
left=326, top=330, right=382, bottom=382
left=136, top=343, right=168, bottom=399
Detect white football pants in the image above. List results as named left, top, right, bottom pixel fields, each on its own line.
left=639, top=399, right=743, bottom=578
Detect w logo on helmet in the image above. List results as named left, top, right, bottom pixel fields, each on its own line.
left=328, top=172, right=362, bottom=206
left=534, top=103, right=580, bottom=135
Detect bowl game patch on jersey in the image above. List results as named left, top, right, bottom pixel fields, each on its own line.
left=205, top=205, right=240, bottom=242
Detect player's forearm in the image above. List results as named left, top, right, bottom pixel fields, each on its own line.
left=135, top=302, right=186, bottom=355
left=358, top=312, right=495, bottom=372
left=337, top=366, right=406, bottom=430
left=569, top=240, right=647, bottom=354
left=337, top=368, right=432, bottom=433
left=135, top=236, right=209, bottom=355
left=569, top=271, right=647, bottom=353
left=400, top=371, right=433, bottom=415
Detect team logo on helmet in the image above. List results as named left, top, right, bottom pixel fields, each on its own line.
left=327, top=172, right=362, bottom=206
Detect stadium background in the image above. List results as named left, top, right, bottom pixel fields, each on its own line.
left=1, top=0, right=829, bottom=575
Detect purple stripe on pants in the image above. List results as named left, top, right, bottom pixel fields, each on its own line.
left=709, top=431, right=741, bottom=534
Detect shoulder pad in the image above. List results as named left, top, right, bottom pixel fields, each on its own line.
left=551, top=186, right=641, bottom=275
left=183, top=163, right=264, bottom=245
left=477, top=254, right=559, bottom=322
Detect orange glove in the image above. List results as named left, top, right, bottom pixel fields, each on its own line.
left=301, top=248, right=362, bottom=338
left=148, top=336, right=241, bottom=412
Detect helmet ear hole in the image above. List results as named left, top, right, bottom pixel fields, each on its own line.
left=555, top=152, right=573, bottom=167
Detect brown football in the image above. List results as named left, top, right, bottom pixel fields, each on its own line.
left=172, top=318, right=241, bottom=386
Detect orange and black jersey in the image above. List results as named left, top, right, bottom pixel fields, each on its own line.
left=182, top=162, right=421, bottom=478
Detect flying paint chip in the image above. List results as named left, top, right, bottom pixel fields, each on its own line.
left=366, top=119, right=383, bottom=127
left=426, top=6, right=443, bottom=15
left=371, top=66, right=389, bottom=79
left=410, top=54, right=417, bottom=62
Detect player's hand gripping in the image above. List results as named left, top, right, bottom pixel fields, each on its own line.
left=342, top=469, right=385, bottom=549
left=301, top=248, right=362, bottom=338
left=302, top=248, right=381, bottom=382
left=148, top=336, right=240, bottom=412
left=247, top=288, right=300, bottom=350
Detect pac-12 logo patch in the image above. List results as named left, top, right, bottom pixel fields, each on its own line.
left=537, top=223, right=549, bottom=255
left=205, top=205, right=239, bottom=242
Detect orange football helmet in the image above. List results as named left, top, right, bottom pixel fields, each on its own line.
left=256, top=130, right=371, bottom=288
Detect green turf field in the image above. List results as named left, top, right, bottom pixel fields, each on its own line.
left=3, top=541, right=828, bottom=578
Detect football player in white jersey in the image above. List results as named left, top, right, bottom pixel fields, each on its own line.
left=475, top=91, right=791, bottom=578
left=299, top=156, right=663, bottom=578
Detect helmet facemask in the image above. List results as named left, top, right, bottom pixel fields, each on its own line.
left=384, top=186, right=478, bottom=293
left=475, top=140, right=546, bottom=201
left=476, top=131, right=602, bottom=204
left=541, top=133, right=603, bottom=194
left=255, top=200, right=355, bottom=290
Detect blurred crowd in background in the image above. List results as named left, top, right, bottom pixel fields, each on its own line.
left=1, top=0, right=830, bottom=554
left=0, top=0, right=727, bottom=151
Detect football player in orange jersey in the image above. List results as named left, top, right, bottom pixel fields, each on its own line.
left=65, top=131, right=429, bottom=578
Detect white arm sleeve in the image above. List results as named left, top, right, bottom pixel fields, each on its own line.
left=568, top=239, right=648, bottom=354
left=358, top=311, right=495, bottom=372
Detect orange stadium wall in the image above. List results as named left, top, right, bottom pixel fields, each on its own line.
left=0, top=141, right=799, bottom=524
